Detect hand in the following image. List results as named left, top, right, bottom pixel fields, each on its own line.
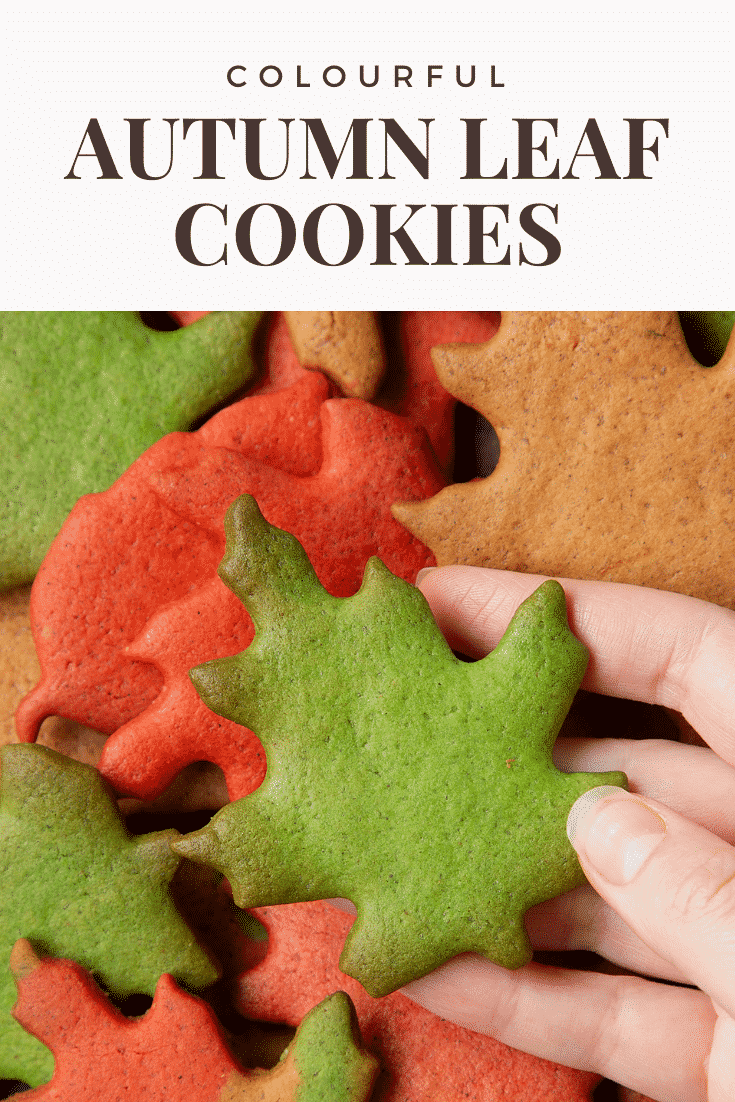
left=404, top=566, right=735, bottom=1102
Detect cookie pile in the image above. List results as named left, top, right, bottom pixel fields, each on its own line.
left=1, top=309, right=729, bottom=1099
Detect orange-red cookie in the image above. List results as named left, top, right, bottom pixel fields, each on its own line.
left=377, top=311, right=500, bottom=472
left=237, top=901, right=600, bottom=1102
left=15, top=373, right=326, bottom=744
left=17, top=382, right=443, bottom=804
left=172, top=311, right=502, bottom=475
left=10, top=940, right=377, bottom=1101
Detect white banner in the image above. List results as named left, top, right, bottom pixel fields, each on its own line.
left=2, top=6, right=732, bottom=307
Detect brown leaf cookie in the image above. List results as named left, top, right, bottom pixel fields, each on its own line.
left=0, top=589, right=37, bottom=747
left=284, top=312, right=386, bottom=399
left=394, top=311, right=735, bottom=607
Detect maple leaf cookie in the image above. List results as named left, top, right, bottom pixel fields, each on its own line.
left=174, top=496, right=626, bottom=997
left=393, top=311, right=735, bottom=607
left=8, top=941, right=377, bottom=1101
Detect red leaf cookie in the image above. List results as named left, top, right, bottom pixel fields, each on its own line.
left=99, top=399, right=443, bottom=800
left=17, top=366, right=444, bottom=801
left=15, top=372, right=326, bottom=745
left=174, top=311, right=502, bottom=471
left=270, top=309, right=502, bottom=473
left=237, top=901, right=600, bottom=1102
left=104, top=577, right=265, bottom=800
left=377, top=311, right=500, bottom=471
left=198, top=367, right=329, bottom=477
left=9, top=940, right=378, bottom=1101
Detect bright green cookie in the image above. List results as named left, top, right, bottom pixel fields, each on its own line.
left=0, top=311, right=261, bottom=588
left=0, top=743, right=218, bottom=1086
left=284, top=992, right=379, bottom=1101
left=175, top=495, right=627, bottom=998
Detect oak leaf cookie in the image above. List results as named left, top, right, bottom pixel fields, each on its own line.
left=393, top=311, right=735, bottom=607
left=0, top=744, right=217, bottom=1087
left=9, top=941, right=377, bottom=1101
left=0, top=311, right=262, bottom=589
left=174, top=496, right=626, bottom=997
left=237, top=900, right=601, bottom=1102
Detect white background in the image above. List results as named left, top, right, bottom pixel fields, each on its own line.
left=1, top=6, right=732, bottom=307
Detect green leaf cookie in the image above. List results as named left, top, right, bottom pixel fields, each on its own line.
left=268, top=991, right=379, bottom=1102
left=0, top=743, right=218, bottom=1086
left=175, top=496, right=627, bottom=997
left=0, top=310, right=261, bottom=588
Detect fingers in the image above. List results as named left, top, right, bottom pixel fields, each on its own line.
left=567, top=787, right=735, bottom=1020
left=525, top=887, right=690, bottom=984
left=524, top=736, right=735, bottom=982
left=403, top=957, right=714, bottom=1102
left=417, top=567, right=735, bottom=766
left=553, top=737, right=735, bottom=845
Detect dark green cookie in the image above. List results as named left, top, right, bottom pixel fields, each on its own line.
left=679, top=310, right=735, bottom=365
left=0, top=311, right=261, bottom=588
left=175, top=496, right=627, bottom=998
left=0, top=743, right=218, bottom=1086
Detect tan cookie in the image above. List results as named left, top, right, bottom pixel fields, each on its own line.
left=394, top=311, right=735, bottom=607
left=0, top=587, right=39, bottom=746
left=284, top=312, right=385, bottom=399
left=0, top=589, right=118, bottom=769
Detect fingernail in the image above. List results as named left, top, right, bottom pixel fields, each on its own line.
left=415, top=567, right=436, bottom=584
left=567, top=787, right=667, bottom=886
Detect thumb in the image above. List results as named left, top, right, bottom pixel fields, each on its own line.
left=567, top=786, right=735, bottom=1017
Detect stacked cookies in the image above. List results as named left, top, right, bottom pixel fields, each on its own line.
left=1, top=310, right=731, bottom=1100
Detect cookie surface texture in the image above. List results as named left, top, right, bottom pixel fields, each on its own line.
left=175, top=495, right=626, bottom=997
left=0, top=744, right=217, bottom=1086
left=9, top=942, right=377, bottom=1101
left=0, top=310, right=261, bottom=589
left=393, top=311, right=735, bottom=607
left=0, top=588, right=38, bottom=746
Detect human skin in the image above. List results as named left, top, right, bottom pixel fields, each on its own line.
left=406, top=566, right=735, bottom=1102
